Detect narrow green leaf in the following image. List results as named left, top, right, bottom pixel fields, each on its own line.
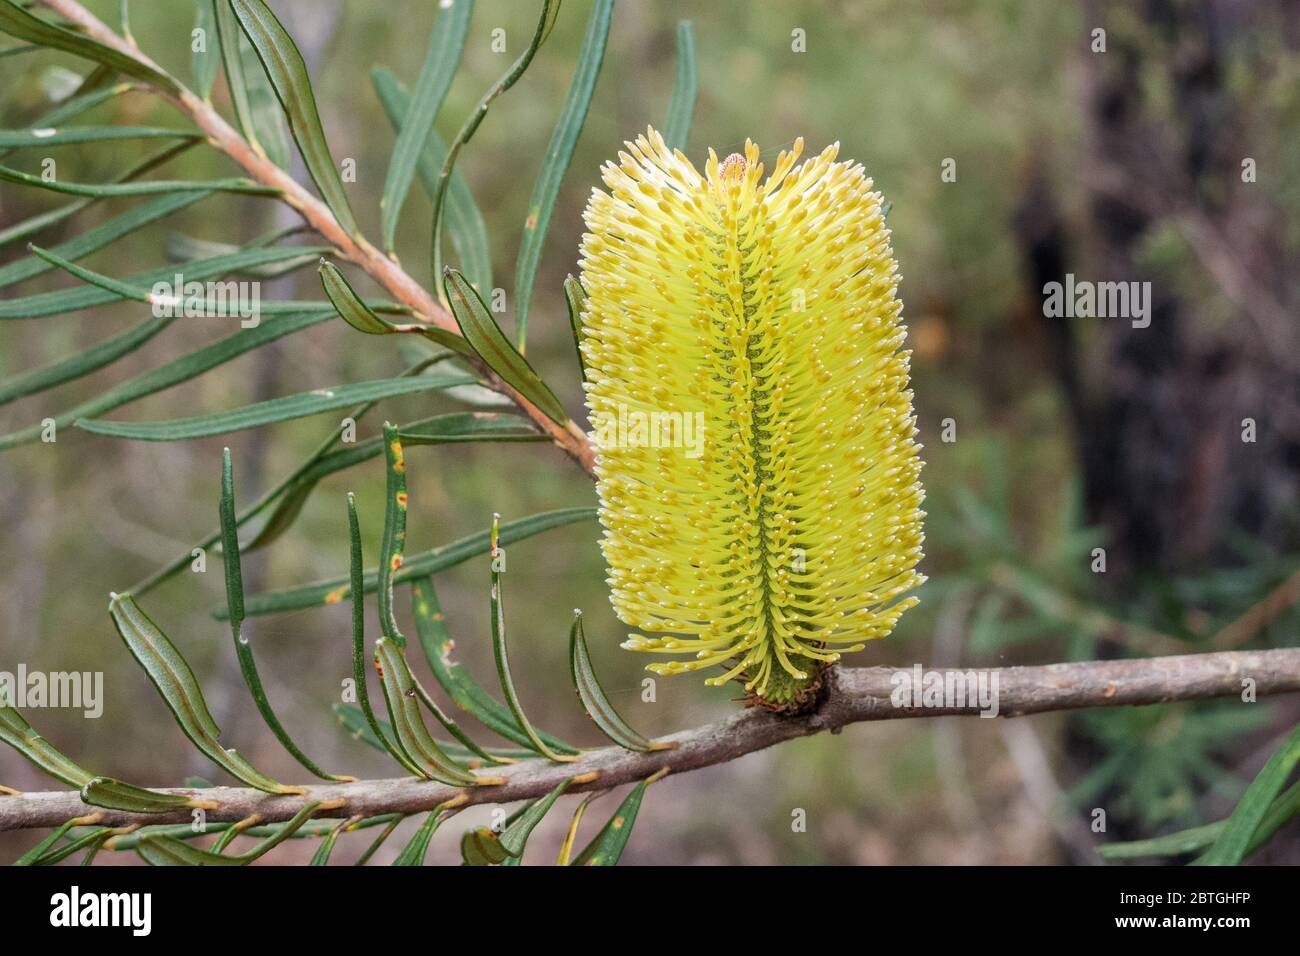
left=334, top=701, right=396, bottom=755
left=192, top=0, right=219, bottom=99
left=136, top=836, right=242, bottom=866
left=137, top=800, right=326, bottom=866
left=333, top=703, right=533, bottom=763
left=571, top=778, right=653, bottom=866
left=489, top=513, right=577, bottom=764
left=444, top=268, right=568, bottom=425
left=399, top=411, right=545, bottom=445
left=15, top=818, right=83, bottom=867
left=236, top=366, right=453, bottom=554
left=229, top=0, right=359, bottom=233
left=98, top=814, right=399, bottom=852
left=374, top=637, right=481, bottom=786
left=0, top=126, right=200, bottom=148
left=166, top=230, right=319, bottom=278
left=391, top=806, right=451, bottom=866
left=378, top=424, right=409, bottom=647
left=1, top=243, right=326, bottom=320
left=0, top=0, right=178, bottom=92
left=563, top=273, right=587, bottom=379
left=308, top=816, right=353, bottom=866
left=231, top=507, right=596, bottom=618
left=355, top=814, right=406, bottom=866
left=34, top=827, right=113, bottom=866
left=130, top=361, right=427, bottom=592
left=79, top=832, right=114, bottom=865
left=1101, top=780, right=1300, bottom=860
left=15, top=81, right=134, bottom=136
left=221, top=448, right=353, bottom=781
left=25, top=241, right=326, bottom=316
left=0, top=310, right=333, bottom=451
left=392, top=596, right=511, bottom=770
left=570, top=611, right=665, bottom=752
left=346, top=493, right=423, bottom=778
left=0, top=314, right=172, bottom=408
left=1195, top=723, right=1300, bottom=865
left=0, top=140, right=198, bottom=250
left=0, top=162, right=276, bottom=198
left=320, top=258, right=474, bottom=356
left=413, top=663, right=508, bottom=765
left=211, top=410, right=540, bottom=547
left=107, top=593, right=294, bottom=794
left=0, top=190, right=211, bottom=291
left=514, top=0, right=613, bottom=351
left=235, top=16, right=291, bottom=168
left=76, top=369, right=476, bottom=441
left=80, top=776, right=206, bottom=814
left=1101, top=821, right=1224, bottom=861
left=367, top=435, right=509, bottom=776
left=322, top=264, right=392, bottom=335
left=214, top=0, right=275, bottom=161
left=662, top=21, right=697, bottom=152
left=430, top=0, right=561, bottom=287
left=411, top=576, right=577, bottom=755
left=379, top=0, right=472, bottom=255
left=460, top=826, right=509, bottom=866
left=382, top=546, right=511, bottom=770
left=499, top=777, right=572, bottom=858
left=555, top=790, right=600, bottom=865
left=241, top=426, right=394, bottom=556
left=0, top=705, right=93, bottom=787
left=372, top=67, right=492, bottom=295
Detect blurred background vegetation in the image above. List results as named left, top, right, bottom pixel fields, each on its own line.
left=1, top=0, right=1297, bottom=864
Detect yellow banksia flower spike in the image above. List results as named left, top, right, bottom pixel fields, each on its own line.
left=579, top=128, right=926, bottom=710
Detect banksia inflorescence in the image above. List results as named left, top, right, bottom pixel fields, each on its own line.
left=579, top=129, right=926, bottom=710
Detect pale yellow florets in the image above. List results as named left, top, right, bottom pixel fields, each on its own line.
left=579, top=127, right=925, bottom=706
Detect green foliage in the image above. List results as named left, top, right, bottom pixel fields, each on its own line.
left=77, top=369, right=475, bottom=440
left=1195, top=723, right=1300, bottom=865
left=108, top=593, right=295, bottom=794
left=662, top=21, right=697, bottom=152
left=227, top=506, right=595, bottom=618
left=379, top=0, right=472, bottom=255
left=513, top=0, right=613, bottom=350
left=411, top=575, right=577, bottom=755
left=221, top=448, right=351, bottom=781
left=569, top=610, right=665, bottom=753
left=429, top=0, right=561, bottom=288
left=213, top=0, right=290, bottom=166
left=444, top=267, right=568, bottom=425
left=229, top=0, right=358, bottom=231
left=371, top=66, right=492, bottom=294
left=488, top=513, right=578, bottom=764
left=570, top=777, right=654, bottom=866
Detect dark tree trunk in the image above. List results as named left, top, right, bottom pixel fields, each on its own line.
left=1017, top=0, right=1300, bottom=585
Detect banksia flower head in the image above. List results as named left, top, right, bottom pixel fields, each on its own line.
left=579, top=128, right=925, bottom=710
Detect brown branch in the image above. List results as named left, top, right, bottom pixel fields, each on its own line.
left=4, top=649, right=1298, bottom=833
left=35, top=0, right=598, bottom=476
